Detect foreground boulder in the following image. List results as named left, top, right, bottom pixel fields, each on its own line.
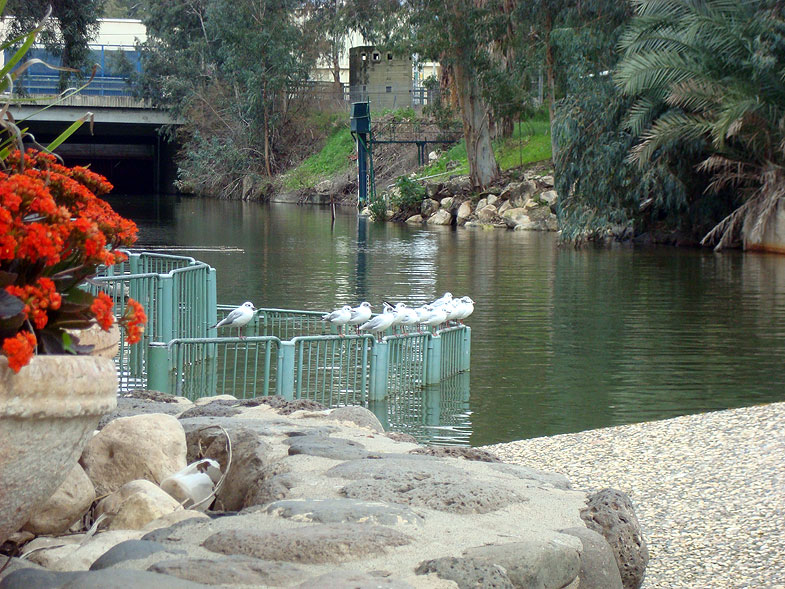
left=80, top=414, right=187, bottom=495
left=3, top=397, right=646, bottom=589
left=23, top=464, right=95, bottom=535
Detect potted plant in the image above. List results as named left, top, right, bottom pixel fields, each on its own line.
left=0, top=7, right=147, bottom=543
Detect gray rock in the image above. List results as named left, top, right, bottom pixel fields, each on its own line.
left=141, top=517, right=214, bottom=544
left=184, top=426, right=278, bottom=511
left=425, top=182, right=442, bottom=199
left=421, top=198, right=439, bottom=217
left=415, top=556, right=514, bottom=589
left=540, top=190, right=558, bottom=205
left=90, top=539, right=184, bottom=570
left=178, top=403, right=241, bottom=419
left=560, top=527, right=623, bottom=589
left=298, top=571, right=415, bottom=588
left=409, top=446, right=501, bottom=462
left=265, top=498, right=424, bottom=526
left=440, top=196, right=454, bottom=211
left=475, top=197, right=488, bottom=211
left=385, top=431, right=419, bottom=444
left=325, top=406, right=384, bottom=432
left=405, top=214, right=424, bottom=224
left=500, top=180, right=537, bottom=207
left=476, top=204, right=498, bottom=223
left=487, top=194, right=499, bottom=207
left=286, top=435, right=370, bottom=460
left=497, top=200, right=512, bottom=215
left=60, top=569, right=212, bottom=588
left=502, top=207, right=532, bottom=229
left=443, top=176, right=472, bottom=195
left=202, top=524, right=411, bottom=564
left=327, top=457, right=527, bottom=514
left=426, top=209, right=453, bottom=225
left=487, top=463, right=571, bottom=490
left=463, top=535, right=582, bottom=589
left=580, top=489, right=648, bottom=589
left=98, top=397, right=185, bottom=429
left=456, top=201, right=473, bottom=221
left=0, top=569, right=82, bottom=589
left=149, top=556, right=309, bottom=587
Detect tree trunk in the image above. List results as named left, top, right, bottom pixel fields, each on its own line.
left=544, top=11, right=558, bottom=161
left=331, top=46, right=342, bottom=100
left=453, top=59, right=499, bottom=189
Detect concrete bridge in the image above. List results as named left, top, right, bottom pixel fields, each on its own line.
left=9, top=94, right=181, bottom=194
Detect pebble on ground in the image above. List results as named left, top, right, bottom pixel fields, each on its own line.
left=485, top=402, right=785, bottom=589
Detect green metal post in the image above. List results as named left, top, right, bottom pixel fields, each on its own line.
left=461, top=327, right=471, bottom=372
left=157, top=276, right=174, bottom=343
left=129, top=253, right=140, bottom=275
left=425, top=334, right=442, bottom=385
left=370, top=340, right=389, bottom=401
left=277, top=341, right=295, bottom=400
left=206, top=268, right=217, bottom=336
left=147, top=342, right=171, bottom=394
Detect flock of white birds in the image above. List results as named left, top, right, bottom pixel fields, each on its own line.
left=321, top=292, right=475, bottom=338
left=212, top=293, right=474, bottom=341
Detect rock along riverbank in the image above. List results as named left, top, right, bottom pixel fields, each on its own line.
left=1, top=393, right=646, bottom=589
left=485, top=402, right=785, bottom=589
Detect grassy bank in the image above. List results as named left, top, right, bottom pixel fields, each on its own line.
left=281, top=110, right=552, bottom=191
left=418, top=114, right=552, bottom=178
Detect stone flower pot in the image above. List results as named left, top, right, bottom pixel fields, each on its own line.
left=0, top=354, right=118, bottom=544
left=68, top=322, right=121, bottom=358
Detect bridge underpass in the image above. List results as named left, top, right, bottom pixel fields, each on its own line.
left=9, top=96, right=181, bottom=194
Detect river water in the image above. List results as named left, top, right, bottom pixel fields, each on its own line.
left=108, top=194, right=785, bottom=446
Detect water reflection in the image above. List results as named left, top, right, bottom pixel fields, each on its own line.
left=107, top=194, right=785, bottom=446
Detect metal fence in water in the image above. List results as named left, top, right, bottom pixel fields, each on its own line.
left=96, top=252, right=470, bottom=405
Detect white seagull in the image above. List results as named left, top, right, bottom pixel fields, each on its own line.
left=211, top=301, right=256, bottom=338
left=358, top=306, right=396, bottom=340
left=455, top=296, right=475, bottom=323
left=444, top=299, right=463, bottom=323
left=394, top=303, right=420, bottom=331
left=322, top=305, right=353, bottom=335
left=419, top=303, right=447, bottom=331
left=346, top=301, right=372, bottom=333
left=431, top=292, right=453, bottom=308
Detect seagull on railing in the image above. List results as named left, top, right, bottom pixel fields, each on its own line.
left=455, top=296, right=475, bottom=323
left=211, top=301, right=256, bottom=338
left=392, top=302, right=420, bottom=332
left=346, top=301, right=372, bottom=334
left=431, top=292, right=453, bottom=308
left=322, top=305, right=353, bottom=336
left=358, top=305, right=396, bottom=341
left=444, top=299, right=463, bottom=323
left=419, top=303, right=447, bottom=332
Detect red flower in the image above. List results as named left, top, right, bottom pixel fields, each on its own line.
left=120, top=298, right=147, bottom=344
left=90, top=292, right=115, bottom=331
left=2, top=332, right=37, bottom=373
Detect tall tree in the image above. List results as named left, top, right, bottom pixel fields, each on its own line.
left=5, top=0, right=104, bottom=90
left=402, top=0, right=501, bottom=189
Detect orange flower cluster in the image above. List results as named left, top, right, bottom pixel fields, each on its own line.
left=120, top=299, right=147, bottom=345
left=1, top=149, right=146, bottom=372
left=2, top=332, right=37, bottom=373
left=6, top=278, right=62, bottom=330
left=90, top=292, right=115, bottom=331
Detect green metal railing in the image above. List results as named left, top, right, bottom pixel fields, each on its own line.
left=93, top=251, right=216, bottom=390
left=149, top=336, right=280, bottom=400
left=94, top=251, right=471, bottom=403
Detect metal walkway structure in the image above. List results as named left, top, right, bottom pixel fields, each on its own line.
left=95, top=252, right=471, bottom=407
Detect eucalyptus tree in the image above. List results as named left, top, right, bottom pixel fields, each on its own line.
left=400, top=0, right=502, bottom=189
left=5, top=0, right=104, bottom=90
left=616, top=0, right=785, bottom=249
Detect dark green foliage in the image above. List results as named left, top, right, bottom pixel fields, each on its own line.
left=616, top=0, right=785, bottom=249
left=135, top=0, right=313, bottom=196
left=368, top=197, right=388, bottom=222
left=5, top=0, right=104, bottom=89
left=554, top=77, right=687, bottom=243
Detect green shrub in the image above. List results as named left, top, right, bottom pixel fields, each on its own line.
left=368, top=197, right=388, bottom=222
left=392, top=176, right=426, bottom=214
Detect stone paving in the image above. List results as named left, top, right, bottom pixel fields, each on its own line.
left=485, top=402, right=785, bottom=589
